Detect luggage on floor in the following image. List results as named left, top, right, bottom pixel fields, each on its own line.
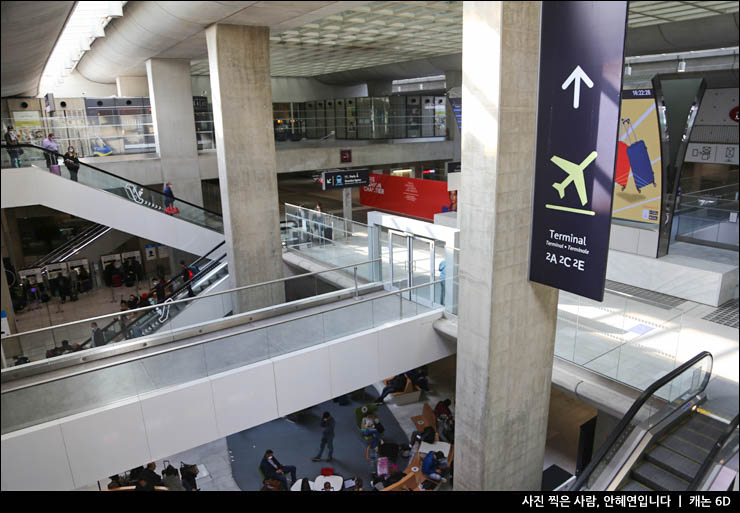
left=614, top=140, right=630, bottom=191
left=320, top=467, right=334, bottom=476
left=165, top=206, right=180, bottom=215
left=622, top=118, right=656, bottom=193
left=50, top=164, right=61, bottom=176
left=377, top=457, right=390, bottom=477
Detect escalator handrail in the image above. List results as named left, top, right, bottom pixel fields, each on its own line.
left=91, top=241, right=226, bottom=343
left=2, top=143, right=223, bottom=217
left=570, top=351, right=713, bottom=491
left=104, top=254, right=228, bottom=343
left=688, top=413, right=740, bottom=491
left=31, top=223, right=105, bottom=268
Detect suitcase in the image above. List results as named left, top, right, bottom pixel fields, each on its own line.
left=614, top=141, right=630, bottom=191
left=622, top=118, right=656, bottom=193
left=165, top=206, right=179, bottom=215
left=50, top=164, right=61, bottom=176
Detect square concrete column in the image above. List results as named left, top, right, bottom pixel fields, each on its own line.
left=146, top=58, right=204, bottom=207
left=454, top=2, right=559, bottom=490
left=206, top=24, right=284, bottom=311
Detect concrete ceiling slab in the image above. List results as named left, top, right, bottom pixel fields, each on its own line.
left=1, top=1, right=75, bottom=97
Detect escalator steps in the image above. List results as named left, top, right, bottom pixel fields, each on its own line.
left=672, top=424, right=716, bottom=451
left=645, top=446, right=701, bottom=482
left=632, top=462, right=689, bottom=491
left=620, top=480, right=653, bottom=492
left=686, top=414, right=727, bottom=440
left=660, top=434, right=708, bottom=464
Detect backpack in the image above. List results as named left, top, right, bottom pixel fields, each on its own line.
left=421, top=426, right=436, bottom=443
left=186, top=269, right=194, bottom=280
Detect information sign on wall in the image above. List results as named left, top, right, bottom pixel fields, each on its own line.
left=322, top=169, right=370, bottom=190
left=528, top=1, right=628, bottom=302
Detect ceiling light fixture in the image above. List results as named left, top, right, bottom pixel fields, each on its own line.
left=677, top=59, right=686, bottom=72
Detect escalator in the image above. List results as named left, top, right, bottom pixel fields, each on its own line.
left=90, top=242, right=228, bottom=346
left=1, top=143, right=224, bottom=255
left=571, top=351, right=739, bottom=491
left=31, top=223, right=110, bottom=268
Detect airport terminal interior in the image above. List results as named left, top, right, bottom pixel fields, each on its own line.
left=0, top=0, right=738, bottom=493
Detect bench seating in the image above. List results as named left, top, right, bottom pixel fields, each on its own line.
left=382, top=376, right=422, bottom=405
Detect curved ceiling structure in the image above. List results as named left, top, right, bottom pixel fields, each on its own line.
left=626, top=13, right=740, bottom=56
left=0, top=1, right=75, bottom=97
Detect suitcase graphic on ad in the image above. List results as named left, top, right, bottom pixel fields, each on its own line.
left=622, top=118, right=656, bottom=193
left=615, top=140, right=630, bottom=191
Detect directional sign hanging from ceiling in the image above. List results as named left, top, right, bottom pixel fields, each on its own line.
left=528, top=1, right=628, bottom=302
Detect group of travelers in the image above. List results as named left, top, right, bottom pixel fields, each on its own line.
left=108, top=462, right=199, bottom=491
left=4, top=127, right=80, bottom=178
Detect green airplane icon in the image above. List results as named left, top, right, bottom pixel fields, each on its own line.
left=551, top=151, right=598, bottom=206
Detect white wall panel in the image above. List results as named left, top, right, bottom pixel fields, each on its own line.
left=1, top=423, right=73, bottom=491
left=328, top=331, right=380, bottom=397
left=140, top=380, right=219, bottom=461
left=60, top=400, right=150, bottom=488
left=377, top=313, right=454, bottom=378
left=210, top=361, right=279, bottom=438
left=273, top=346, right=332, bottom=417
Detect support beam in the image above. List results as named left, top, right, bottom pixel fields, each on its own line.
left=454, top=2, right=558, bottom=491
left=146, top=58, right=203, bottom=207
left=206, top=24, right=284, bottom=311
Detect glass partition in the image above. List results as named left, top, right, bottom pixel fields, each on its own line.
left=1, top=279, right=441, bottom=434
left=674, top=184, right=739, bottom=250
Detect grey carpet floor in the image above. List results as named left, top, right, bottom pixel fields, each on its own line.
left=227, top=386, right=411, bottom=491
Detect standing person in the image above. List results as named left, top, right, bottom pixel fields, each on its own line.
left=311, top=203, right=325, bottom=246
left=163, top=182, right=175, bottom=211
left=153, top=277, right=166, bottom=304
left=161, top=465, right=186, bottom=491
left=63, top=146, right=80, bottom=182
left=90, top=322, right=105, bottom=348
left=259, top=450, right=297, bottom=490
left=438, top=260, right=446, bottom=306
left=41, top=133, right=58, bottom=169
left=312, top=412, right=335, bottom=462
left=4, top=126, right=23, bottom=168
left=179, top=260, right=195, bottom=297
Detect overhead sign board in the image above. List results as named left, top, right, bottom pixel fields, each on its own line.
left=528, top=1, right=628, bottom=302
left=322, top=169, right=370, bottom=190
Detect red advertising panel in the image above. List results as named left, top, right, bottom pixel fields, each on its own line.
left=359, top=174, right=452, bottom=220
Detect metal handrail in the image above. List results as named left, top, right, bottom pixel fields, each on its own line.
left=1, top=278, right=443, bottom=393
left=570, top=351, right=713, bottom=491
left=688, top=413, right=739, bottom=491
left=1, top=257, right=382, bottom=342
left=1, top=143, right=223, bottom=217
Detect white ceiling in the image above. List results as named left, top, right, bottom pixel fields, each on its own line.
left=628, top=1, right=739, bottom=28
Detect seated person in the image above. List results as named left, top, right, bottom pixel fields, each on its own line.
left=321, top=482, right=334, bottom=492
left=107, top=474, right=124, bottom=490
left=375, top=374, right=408, bottom=404
left=405, top=367, right=430, bottom=391
left=373, top=466, right=406, bottom=490
left=162, top=464, right=185, bottom=491
left=259, top=449, right=296, bottom=490
left=422, top=451, right=449, bottom=484
left=360, top=413, right=382, bottom=449
left=434, top=399, right=453, bottom=419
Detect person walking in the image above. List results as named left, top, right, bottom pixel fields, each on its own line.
left=438, top=260, right=446, bottom=306
left=179, top=260, right=195, bottom=297
left=4, top=126, right=23, bottom=167
left=153, top=277, right=166, bottom=304
left=63, top=145, right=80, bottom=182
left=41, top=133, right=58, bottom=169
left=312, top=412, right=335, bottom=462
left=163, top=182, right=175, bottom=211
left=90, top=322, right=105, bottom=348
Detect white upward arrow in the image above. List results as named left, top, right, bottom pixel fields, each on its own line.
left=561, top=65, right=594, bottom=109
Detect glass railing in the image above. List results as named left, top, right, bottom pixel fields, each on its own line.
left=555, top=288, right=689, bottom=393
left=31, top=223, right=109, bottom=268
left=1, top=143, right=224, bottom=233
left=1, top=258, right=381, bottom=369
left=0, top=278, right=441, bottom=434
left=571, top=351, right=713, bottom=491
left=2, top=115, right=156, bottom=159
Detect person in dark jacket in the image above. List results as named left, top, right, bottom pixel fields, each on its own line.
left=137, top=462, right=163, bottom=489
left=163, top=182, right=175, bottom=210
left=63, top=146, right=80, bottom=182
left=405, top=367, right=430, bottom=391
left=260, top=450, right=296, bottom=490
left=90, top=322, right=105, bottom=348
left=4, top=126, right=23, bottom=167
left=153, top=277, right=166, bottom=304
left=312, top=411, right=335, bottom=462
left=375, top=374, right=408, bottom=403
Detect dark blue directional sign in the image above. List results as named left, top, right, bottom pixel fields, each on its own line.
left=528, top=1, right=628, bottom=302
left=322, top=169, right=370, bottom=190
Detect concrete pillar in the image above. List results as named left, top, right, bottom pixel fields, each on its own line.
left=1, top=210, right=24, bottom=270
left=366, top=81, right=393, bottom=97
left=454, top=2, right=558, bottom=491
left=116, top=76, right=149, bottom=97
left=145, top=58, right=203, bottom=207
left=206, top=24, right=284, bottom=311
